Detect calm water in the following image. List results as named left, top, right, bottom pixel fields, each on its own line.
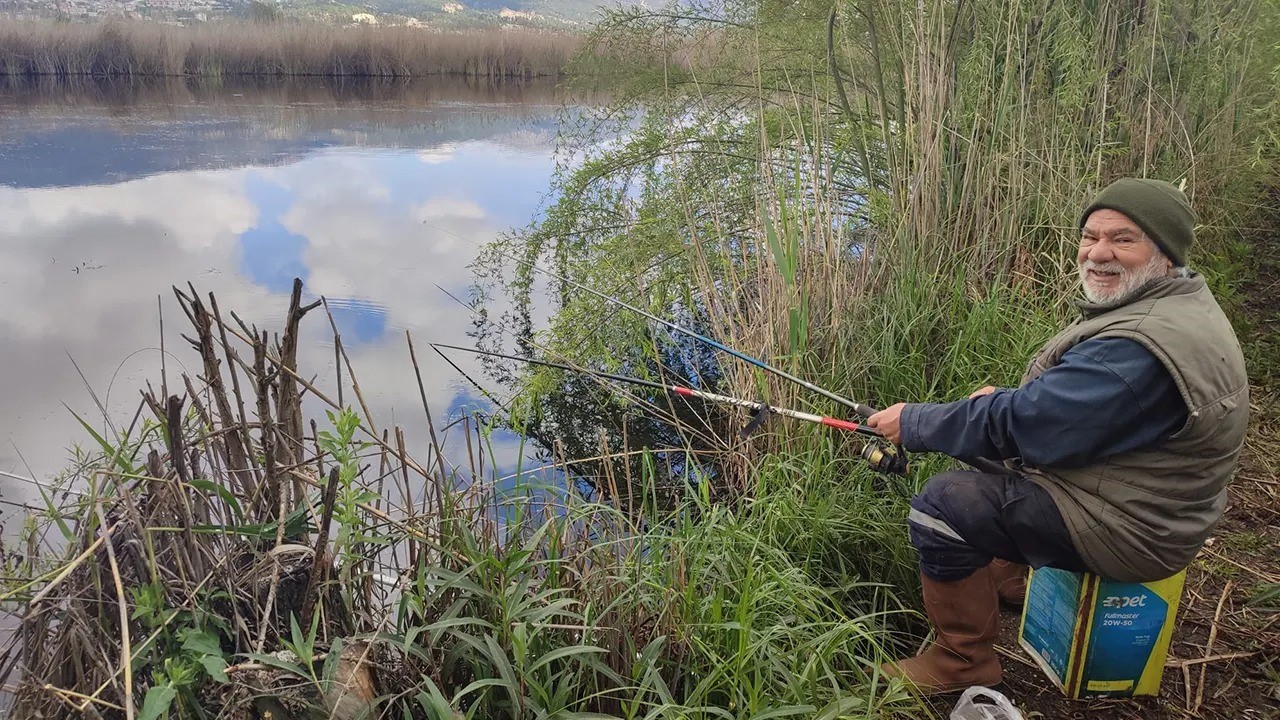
left=0, top=77, right=571, bottom=522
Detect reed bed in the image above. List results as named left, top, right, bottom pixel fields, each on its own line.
left=0, top=19, right=583, bottom=78
left=0, top=280, right=921, bottom=719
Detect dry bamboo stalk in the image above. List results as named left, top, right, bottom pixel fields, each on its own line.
left=254, top=334, right=281, bottom=517
left=176, top=286, right=255, bottom=497
left=42, top=684, right=125, bottom=713
left=277, top=279, right=320, bottom=451
left=205, top=304, right=437, bottom=481
left=208, top=291, right=260, bottom=488
left=254, top=450, right=293, bottom=656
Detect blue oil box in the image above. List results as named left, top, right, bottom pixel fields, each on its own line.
left=1018, top=566, right=1186, bottom=698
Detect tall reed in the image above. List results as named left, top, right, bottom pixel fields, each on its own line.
left=0, top=19, right=583, bottom=78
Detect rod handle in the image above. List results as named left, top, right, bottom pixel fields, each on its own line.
left=854, top=403, right=879, bottom=419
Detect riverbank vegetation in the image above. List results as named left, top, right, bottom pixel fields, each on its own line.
left=2, top=0, right=1279, bottom=718
left=0, top=282, right=921, bottom=718
left=0, top=18, right=582, bottom=78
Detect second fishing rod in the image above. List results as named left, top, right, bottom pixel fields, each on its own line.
left=433, top=342, right=910, bottom=476
left=441, top=234, right=1010, bottom=477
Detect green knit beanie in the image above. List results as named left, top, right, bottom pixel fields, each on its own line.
left=1078, top=178, right=1195, bottom=266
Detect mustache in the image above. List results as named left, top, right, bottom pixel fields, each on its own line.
left=1081, top=260, right=1127, bottom=274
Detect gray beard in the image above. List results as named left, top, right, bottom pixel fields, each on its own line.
left=1078, top=253, right=1171, bottom=308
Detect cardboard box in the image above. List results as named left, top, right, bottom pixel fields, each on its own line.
left=1018, top=566, right=1186, bottom=698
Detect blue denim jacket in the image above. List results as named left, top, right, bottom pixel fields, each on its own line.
left=899, top=337, right=1186, bottom=469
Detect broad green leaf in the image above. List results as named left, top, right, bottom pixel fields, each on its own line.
left=138, top=683, right=177, bottom=720
left=483, top=634, right=520, bottom=708
left=66, top=406, right=135, bottom=474
left=416, top=678, right=457, bottom=718
left=527, top=645, right=606, bottom=674
left=813, top=696, right=868, bottom=720
left=451, top=677, right=508, bottom=704
left=197, top=654, right=229, bottom=683
left=180, top=629, right=222, bottom=657
left=321, top=637, right=346, bottom=693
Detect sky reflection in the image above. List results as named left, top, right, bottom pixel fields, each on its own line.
left=0, top=78, right=566, bottom=525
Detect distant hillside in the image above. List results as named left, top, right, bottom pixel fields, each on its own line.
left=277, top=0, right=640, bottom=27
left=290, top=0, right=620, bottom=23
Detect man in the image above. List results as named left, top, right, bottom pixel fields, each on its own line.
left=866, top=178, right=1249, bottom=693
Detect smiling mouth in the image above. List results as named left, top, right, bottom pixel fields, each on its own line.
left=1086, top=269, right=1120, bottom=282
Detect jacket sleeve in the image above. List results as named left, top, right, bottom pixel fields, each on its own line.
left=898, top=337, right=1187, bottom=468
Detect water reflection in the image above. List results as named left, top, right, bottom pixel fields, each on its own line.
left=0, top=76, right=565, bottom=521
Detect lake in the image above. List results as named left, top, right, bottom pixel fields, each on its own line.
left=0, top=76, right=572, bottom=525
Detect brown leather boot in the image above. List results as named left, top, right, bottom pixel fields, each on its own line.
left=882, top=567, right=1002, bottom=694
left=990, top=558, right=1028, bottom=608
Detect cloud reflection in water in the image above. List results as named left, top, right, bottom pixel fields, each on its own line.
left=0, top=79, right=566, bottom=523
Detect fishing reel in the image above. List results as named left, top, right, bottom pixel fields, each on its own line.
left=860, top=441, right=909, bottom=476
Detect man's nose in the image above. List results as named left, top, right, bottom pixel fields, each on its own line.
left=1086, top=240, right=1115, bottom=262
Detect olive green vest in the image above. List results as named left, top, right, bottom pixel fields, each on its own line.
left=1020, top=274, right=1249, bottom=582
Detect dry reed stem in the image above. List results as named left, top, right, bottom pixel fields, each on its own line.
left=1202, top=547, right=1280, bottom=583
left=2, top=529, right=110, bottom=604
left=94, top=507, right=135, bottom=720
left=255, top=453, right=293, bottom=655
left=1194, top=581, right=1234, bottom=713
left=42, top=684, right=126, bottom=713
left=1167, top=651, right=1260, bottom=669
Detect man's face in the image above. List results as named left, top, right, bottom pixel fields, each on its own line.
left=1078, top=209, right=1173, bottom=306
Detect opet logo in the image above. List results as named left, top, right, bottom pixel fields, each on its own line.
left=1101, top=594, right=1147, bottom=609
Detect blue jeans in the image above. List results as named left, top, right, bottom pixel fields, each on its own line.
left=908, top=470, right=1089, bottom=582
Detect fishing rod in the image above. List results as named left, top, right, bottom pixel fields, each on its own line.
left=432, top=342, right=908, bottom=476
left=482, top=245, right=881, bottom=420
left=433, top=230, right=1008, bottom=477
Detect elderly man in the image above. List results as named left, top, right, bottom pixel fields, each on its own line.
left=866, top=178, right=1249, bottom=693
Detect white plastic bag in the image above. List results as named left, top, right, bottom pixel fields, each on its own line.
left=949, top=686, right=1025, bottom=720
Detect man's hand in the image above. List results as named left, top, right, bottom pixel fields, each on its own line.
left=866, top=403, right=907, bottom=444
left=970, top=385, right=998, bottom=399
